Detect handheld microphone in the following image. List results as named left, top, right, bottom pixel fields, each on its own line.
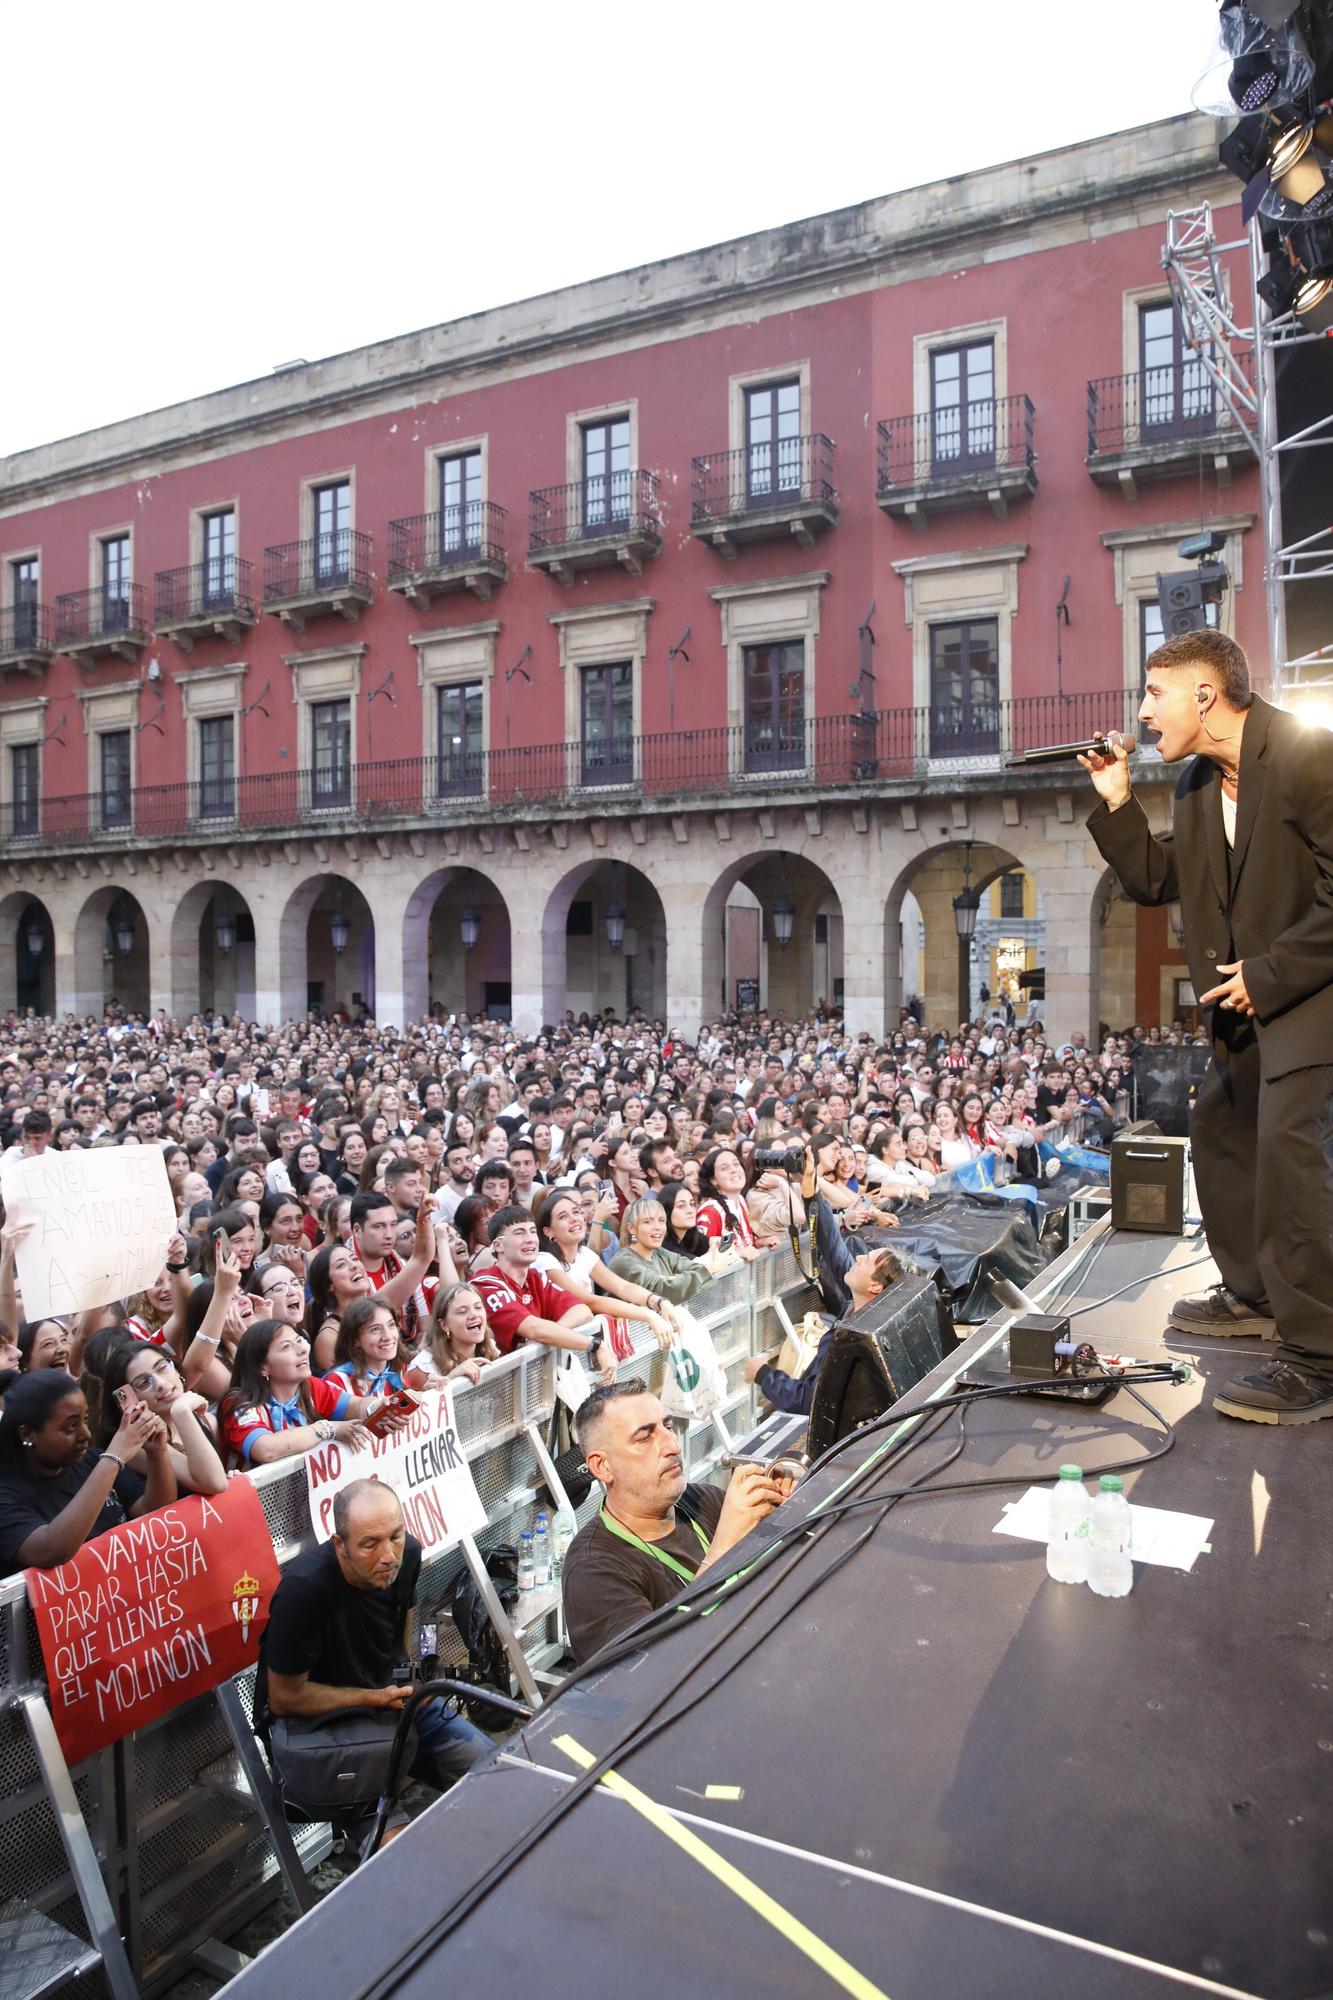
left=1007, top=731, right=1136, bottom=768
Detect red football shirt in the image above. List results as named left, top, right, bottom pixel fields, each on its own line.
left=472, top=1263, right=583, bottom=1354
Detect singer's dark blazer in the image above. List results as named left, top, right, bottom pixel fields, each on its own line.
left=1087, top=695, right=1333, bottom=1081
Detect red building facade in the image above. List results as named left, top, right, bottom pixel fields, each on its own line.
left=0, top=113, right=1259, bottom=1040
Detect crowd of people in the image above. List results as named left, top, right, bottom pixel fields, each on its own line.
left=0, top=993, right=1180, bottom=1586
left=0, top=991, right=1188, bottom=1850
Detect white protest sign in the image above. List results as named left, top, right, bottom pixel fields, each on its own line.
left=305, top=1382, right=488, bottom=1551
left=1, top=1146, right=177, bottom=1319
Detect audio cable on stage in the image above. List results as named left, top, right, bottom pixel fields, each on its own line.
left=354, top=1360, right=1187, bottom=1997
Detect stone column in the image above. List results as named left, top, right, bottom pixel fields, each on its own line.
left=251, top=913, right=285, bottom=1029
left=1019, top=812, right=1106, bottom=1046
left=1040, top=872, right=1102, bottom=1048
left=661, top=884, right=708, bottom=1043
left=840, top=893, right=887, bottom=1042
left=507, top=879, right=553, bottom=1035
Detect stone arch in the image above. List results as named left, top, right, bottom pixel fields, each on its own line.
left=277, top=874, right=376, bottom=1023
left=400, top=867, right=513, bottom=1024
left=540, top=860, right=668, bottom=1025
left=72, top=884, right=152, bottom=1018
left=0, top=890, right=55, bottom=1015
left=699, top=848, right=844, bottom=1022
left=884, top=840, right=1044, bottom=1032
left=168, top=880, right=257, bottom=1021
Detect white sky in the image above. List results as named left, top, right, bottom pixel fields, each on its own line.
left=5, top=0, right=1226, bottom=457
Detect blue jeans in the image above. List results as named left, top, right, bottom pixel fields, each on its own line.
left=410, top=1696, right=492, bottom=1790
left=813, top=1197, right=868, bottom=1320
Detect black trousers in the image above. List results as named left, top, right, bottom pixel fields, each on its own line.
left=1190, top=1024, right=1333, bottom=1376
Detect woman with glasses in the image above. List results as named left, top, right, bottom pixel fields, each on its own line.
left=257, top=1261, right=307, bottom=1328
left=97, top=1342, right=227, bottom=1496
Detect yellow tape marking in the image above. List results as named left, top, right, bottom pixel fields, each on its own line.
left=703, top=1784, right=744, bottom=1801
left=552, top=1734, right=890, bottom=2000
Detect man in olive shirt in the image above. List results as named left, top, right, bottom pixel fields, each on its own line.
left=562, top=1379, right=791, bottom=1663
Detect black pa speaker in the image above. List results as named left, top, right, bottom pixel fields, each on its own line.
left=1156, top=564, right=1228, bottom=637
left=1111, top=1129, right=1190, bottom=1235
left=1131, top=1043, right=1212, bottom=1137
left=806, top=1273, right=953, bottom=1460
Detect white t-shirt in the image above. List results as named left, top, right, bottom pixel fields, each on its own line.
left=535, top=1245, right=598, bottom=1289
left=1221, top=788, right=1237, bottom=848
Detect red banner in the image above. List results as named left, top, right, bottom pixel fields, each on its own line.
left=25, top=1479, right=280, bottom=1767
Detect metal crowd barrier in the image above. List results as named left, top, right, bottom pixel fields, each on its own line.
left=0, top=1245, right=821, bottom=1999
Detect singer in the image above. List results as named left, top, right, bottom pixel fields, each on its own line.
left=1080, top=631, right=1333, bottom=1427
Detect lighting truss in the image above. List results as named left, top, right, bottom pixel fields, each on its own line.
left=1163, top=199, right=1333, bottom=690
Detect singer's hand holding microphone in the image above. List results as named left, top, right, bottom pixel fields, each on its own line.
left=1075, top=731, right=1135, bottom=810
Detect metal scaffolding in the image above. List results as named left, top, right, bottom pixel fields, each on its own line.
left=1163, top=199, right=1333, bottom=692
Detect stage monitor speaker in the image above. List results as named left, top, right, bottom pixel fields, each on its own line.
left=1110, top=1130, right=1189, bottom=1236
left=1131, top=1044, right=1211, bottom=1137
left=806, top=1273, right=953, bottom=1460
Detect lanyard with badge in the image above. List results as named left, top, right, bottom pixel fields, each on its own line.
left=600, top=1508, right=709, bottom=1584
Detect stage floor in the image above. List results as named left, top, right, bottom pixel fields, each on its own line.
left=225, top=1226, right=1333, bottom=2000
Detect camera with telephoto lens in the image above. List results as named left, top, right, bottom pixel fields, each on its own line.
left=752, top=1145, right=807, bottom=1175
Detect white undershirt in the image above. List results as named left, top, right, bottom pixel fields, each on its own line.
left=1221, top=789, right=1237, bottom=848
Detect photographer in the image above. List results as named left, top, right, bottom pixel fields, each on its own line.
left=258, top=1480, right=489, bottom=1852
left=562, top=1379, right=792, bottom=1664
left=744, top=1249, right=904, bottom=1413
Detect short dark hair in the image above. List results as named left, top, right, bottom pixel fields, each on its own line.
left=486, top=1202, right=533, bottom=1243
left=573, top=1375, right=651, bottom=1451
left=865, top=1249, right=903, bottom=1293
left=349, top=1190, right=395, bottom=1229
left=1145, top=629, right=1252, bottom=709
left=21, top=1108, right=52, bottom=1135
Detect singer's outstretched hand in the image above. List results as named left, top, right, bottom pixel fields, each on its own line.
left=1076, top=733, right=1132, bottom=810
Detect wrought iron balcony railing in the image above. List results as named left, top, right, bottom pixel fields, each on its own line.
left=529, top=470, right=661, bottom=553
left=262, top=531, right=374, bottom=605
left=154, top=558, right=256, bottom=626
left=691, top=434, right=837, bottom=521
left=1, top=689, right=1143, bottom=851
left=1086, top=358, right=1254, bottom=460
left=54, top=583, right=149, bottom=651
left=387, top=504, right=507, bottom=581
left=877, top=395, right=1036, bottom=494
left=0, top=601, right=54, bottom=661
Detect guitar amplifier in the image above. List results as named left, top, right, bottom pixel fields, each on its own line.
left=1110, top=1129, right=1190, bottom=1235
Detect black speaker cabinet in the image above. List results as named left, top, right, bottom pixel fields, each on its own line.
left=1131, top=1044, right=1211, bottom=1137
left=1110, top=1130, right=1189, bottom=1235
left=806, top=1273, right=953, bottom=1459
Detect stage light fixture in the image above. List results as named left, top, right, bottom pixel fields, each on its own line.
left=1257, top=248, right=1333, bottom=316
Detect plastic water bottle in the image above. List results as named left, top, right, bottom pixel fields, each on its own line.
left=533, top=1512, right=553, bottom=1587
left=517, top=1529, right=536, bottom=1594
left=1046, top=1464, right=1090, bottom=1584
left=551, top=1506, right=577, bottom=1580
left=1088, top=1474, right=1134, bottom=1598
